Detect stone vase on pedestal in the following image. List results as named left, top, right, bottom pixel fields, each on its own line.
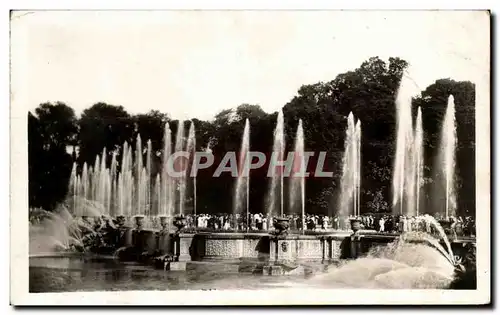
left=134, top=215, right=145, bottom=230
left=349, top=218, right=363, bottom=259
left=350, top=218, right=362, bottom=234
left=159, top=215, right=169, bottom=231
left=173, top=215, right=186, bottom=234
left=273, top=217, right=290, bottom=236
left=116, top=215, right=126, bottom=228
left=157, top=215, right=172, bottom=256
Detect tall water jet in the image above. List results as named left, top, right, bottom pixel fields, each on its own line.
left=110, top=151, right=118, bottom=217
left=413, top=107, right=424, bottom=216
left=69, top=163, right=77, bottom=214
left=289, top=119, right=305, bottom=231
left=233, top=119, right=250, bottom=222
left=440, top=95, right=457, bottom=218
left=146, top=140, right=152, bottom=217
left=161, top=123, right=173, bottom=219
left=82, top=163, right=89, bottom=206
left=153, top=174, right=161, bottom=217
left=338, top=113, right=361, bottom=218
left=354, top=120, right=361, bottom=217
left=392, top=75, right=417, bottom=216
left=135, top=135, right=144, bottom=216
left=266, top=110, right=285, bottom=217
left=186, top=121, right=196, bottom=216
left=174, top=121, right=185, bottom=215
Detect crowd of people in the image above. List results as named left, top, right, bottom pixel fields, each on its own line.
left=29, top=207, right=475, bottom=239
left=176, top=213, right=476, bottom=238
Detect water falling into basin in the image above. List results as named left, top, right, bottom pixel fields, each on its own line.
left=233, top=118, right=250, bottom=222
left=266, top=110, right=285, bottom=217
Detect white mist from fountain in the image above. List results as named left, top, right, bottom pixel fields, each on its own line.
left=233, top=119, right=250, bottom=222
left=289, top=119, right=306, bottom=231
left=266, top=110, right=285, bottom=217
left=312, top=214, right=456, bottom=289
left=439, top=95, right=458, bottom=218
left=29, top=204, right=101, bottom=255
left=338, top=113, right=361, bottom=218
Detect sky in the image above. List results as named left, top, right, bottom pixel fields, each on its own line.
left=11, top=10, right=489, bottom=120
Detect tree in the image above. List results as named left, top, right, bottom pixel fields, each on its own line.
left=34, top=102, right=78, bottom=150
left=29, top=102, right=78, bottom=210
left=78, top=103, right=134, bottom=168
left=27, top=57, right=476, bottom=218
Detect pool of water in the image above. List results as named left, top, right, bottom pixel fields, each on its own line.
left=30, top=243, right=460, bottom=292
left=29, top=256, right=318, bottom=292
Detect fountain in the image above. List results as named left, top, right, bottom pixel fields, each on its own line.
left=174, top=121, right=186, bottom=216
left=414, top=107, right=424, bottom=216
left=289, top=119, right=306, bottom=233
left=233, top=118, right=250, bottom=230
left=186, top=121, right=197, bottom=217
left=393, top=75, right=416, bottom=216
left=266, top=110, right=285, bottom=219
left=161, top=123, right=173, bottom=225
left=31, top=77, right=474, bottom=291
left=392, top=75, right=426, bottom=218
left=338, top=113, right=362, bottom=219
left=439, top=95, right=458, bottom=218
left=67, top=120, right=198, bottom=229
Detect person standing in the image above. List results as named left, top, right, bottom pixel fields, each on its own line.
left=379, top=217, right=385, bottom=233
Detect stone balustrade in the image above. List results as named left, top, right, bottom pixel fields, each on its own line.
left=120, top=228, right=475, bottom=274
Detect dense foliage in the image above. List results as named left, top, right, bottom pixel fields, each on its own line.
left=28, top=57, right=475, bottom=216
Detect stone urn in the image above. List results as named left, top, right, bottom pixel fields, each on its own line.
left=350, top=218, right=362, bottom=234
left=159, top=215, right=169, bottom=231
left=134, top=215, right=145, bottom=230
left=173, top=215, right=186, bottom=233
left=273, top=217, right=290, bottom=235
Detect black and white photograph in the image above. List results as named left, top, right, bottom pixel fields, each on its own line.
left=10, top=9, right=490, bottom=305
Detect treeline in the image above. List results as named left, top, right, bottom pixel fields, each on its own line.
left=28, top=56, right=476, bottom=216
